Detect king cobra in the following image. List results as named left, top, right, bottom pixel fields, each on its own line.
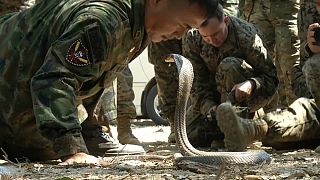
left=171, top=54, right=271, bottom=165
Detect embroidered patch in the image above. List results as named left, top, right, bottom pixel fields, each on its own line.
left=66, top=40, right=90, bottom=66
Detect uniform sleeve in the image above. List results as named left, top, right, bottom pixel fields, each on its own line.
left=293, top=24, right=314, bottom=98
left=31, top=14, right=113, bottom=158
left=292, top=43, right=313, bottom=98
left=292, top=3, right=319, bottom=98
left=148, top=40, right=182, bottom=118
left=240, top=31, right=278, bottom=101
left=292, top=23, right=312, bottom=98
left=298, top=2, right=318, bottom=57
left=182, top=31, right=218, bottom=115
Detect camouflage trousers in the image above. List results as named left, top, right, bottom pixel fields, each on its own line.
left=302, top=54, right=320, bottom=110
left=239, top=0, right=299, bottom=109
left=116, top=66, right=136, bottom=120
left=148, top=39, right=182, bottom=121
left=95, top=66, right=136, bottom=122
left=260, top=52, right=320, bottom=149
left=262, top=98, right=320, bottom=149
left=187, top=57, right=268, bottom=147
left=80, top=65, right=137, bottom=138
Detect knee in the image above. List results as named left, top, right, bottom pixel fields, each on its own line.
left=303, top=54, right=320, bottom=77
left=217, top=57, right=242, bottom=72
left=216, top=57, right=242, bottom=81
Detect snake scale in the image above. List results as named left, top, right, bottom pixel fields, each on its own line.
left=171, top=54, right=271, bottom=165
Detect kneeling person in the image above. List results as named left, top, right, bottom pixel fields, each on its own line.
left=182, top=4, right=278, bottom=147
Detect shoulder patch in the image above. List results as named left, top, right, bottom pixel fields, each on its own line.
left=66, top=40, right=90, bottom=66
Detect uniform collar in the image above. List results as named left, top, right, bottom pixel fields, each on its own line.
left=220, top=16, right=238, bottom=50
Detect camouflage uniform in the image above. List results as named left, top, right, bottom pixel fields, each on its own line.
left=0, top=0, right=148, bottom=161
left=95, top=81, right=117, bottom=125
left=116, top=66, right=137, bottom=121
left=182, top=16, right=277, bottom=146
left=298, top=0, right=319, bottom=46
left=95, top=66, right=137, bottom=124
left=292, top=0, right=320, bottom=130
left=148, top=39, right=182, bottom=123
left=217, top=54, right=320, bottom=150
left=218, top=6, right=320, bottom=150
left=148, top=2, right=241, bottom=121
left=149, top=40, right=218, bottom=147
left=148, top=39, right=181, bottom=143
left=238, top=0, right=300, bottom=109
left=293, top=0, right=320, bottom=99
left=265, top=51, right=320, bottom=149
left=115, top=66, right=140, bottom=145
left=263, top=1, right=320, bottom=149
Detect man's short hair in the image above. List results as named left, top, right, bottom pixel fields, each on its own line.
left=200, top=4, right=224, bottom=27
left=188, top=0, right=219, bottom=18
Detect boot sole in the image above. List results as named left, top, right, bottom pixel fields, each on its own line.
left=216, top=102, right=246, bottom=151
left=103, top=144, right=146, bottom=156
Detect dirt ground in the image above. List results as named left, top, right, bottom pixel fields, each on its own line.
left=1, top=119, right=320, bottom=180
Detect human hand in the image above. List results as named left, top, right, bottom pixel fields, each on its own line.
left=59, top=152, right=98, bottom=165
left=231, top=80, right=255, bottom=103
left=307, top=23, right=320, bottom=54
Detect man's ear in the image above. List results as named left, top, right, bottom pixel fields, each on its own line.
left=224, top=16, right=230, bottom=25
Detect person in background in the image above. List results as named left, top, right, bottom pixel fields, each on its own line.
left=182, top=4, right=277, bottom=148
left=217, top=0, right=320, bottom=152
left=238, top=0, right=300, bottom=111
left=148, top=1, right=240, bottom=145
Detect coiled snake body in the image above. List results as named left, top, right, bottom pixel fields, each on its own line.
left=172, top=54, right=271, bottom=165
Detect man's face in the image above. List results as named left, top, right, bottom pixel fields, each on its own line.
left=316, top=0, right=320, bottom=14
left=145, top=0, right=208, bottom=42
left=198, top=16, right=229, bottom=47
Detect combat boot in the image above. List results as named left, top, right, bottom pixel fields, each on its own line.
left=216, top=102, right=268, bottom=151
left=82, top=126, right=145, bottom=156
left=117, top=118, right=141, bottom=145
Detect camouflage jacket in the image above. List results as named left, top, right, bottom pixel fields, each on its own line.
left=183, top=16, right=278, bottom=115
left=293, top=1, right=320, bottom=98
left=0, top=0, right=148, bottom=157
